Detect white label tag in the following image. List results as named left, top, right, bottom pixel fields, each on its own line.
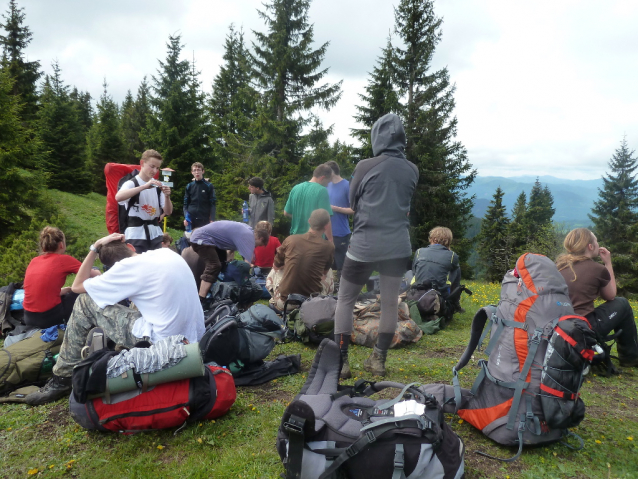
left=393, top=400, right=425, bottom=417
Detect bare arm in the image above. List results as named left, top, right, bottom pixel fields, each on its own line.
left=599, top=247, right=617, bottom=300
left=283, top=210, right=292, bottom=218
left=331, top=205, right=354, bottom=215
left=115, top=178, right=163, bottom=202
left=72, top=234, right=125, bottom=294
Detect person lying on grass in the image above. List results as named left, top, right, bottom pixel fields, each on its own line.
left=26, top=233, right=205, bottom=405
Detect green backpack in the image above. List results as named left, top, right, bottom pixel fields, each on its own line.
left=0, top=329, right=65, bottom=397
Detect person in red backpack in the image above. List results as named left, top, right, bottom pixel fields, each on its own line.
left=556, top=228, right=638, bottom=367
left=23, top=226, right=101, bottom=329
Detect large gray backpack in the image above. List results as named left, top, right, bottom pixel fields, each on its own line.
left=277, top=339, right=465, bottom=479
left=422, top=253, right=596, bottom=461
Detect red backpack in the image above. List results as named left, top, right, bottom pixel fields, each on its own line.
left=69, top=365, right=236, bottom=434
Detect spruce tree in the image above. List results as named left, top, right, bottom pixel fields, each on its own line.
left=251, top=0, right=342, bottom=184
left=121, top=78, right=152, bottom=162
left=477, top=187, right=511, bottom=282
left=0, top=0, right=42, bottom=125
left=36, top=62, right=90, bottom=193
left=86, top=80, right=126, bottom=194
left=526, top=178, right=555, bottom=227
left=351, top=37, right=400, bottom=160
left=392, top=0, right=476, bottom=270
left=70, top=87, right=93, bottom=133
left=143, top=35, right=212, bottom=195
left=589, top=138, right=638, bottom=292
left=508, top=191, right=527, bottom=260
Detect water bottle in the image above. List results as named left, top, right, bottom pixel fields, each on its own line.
left=185, top=212, right=192, bottom=233
left=41, top=351, right=55, bottom=375
left=242, top=201, right=249, bottom=223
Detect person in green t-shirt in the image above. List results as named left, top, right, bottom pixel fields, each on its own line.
left=284, top=164, right=334, bottom=241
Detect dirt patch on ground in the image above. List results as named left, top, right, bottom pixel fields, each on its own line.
left=35, top=403, right=73, bottom=437
left=425, top=346, right=466, bottom=359
left=242, top=383, right=295, bottom=403
left=456, top=426, right=525, bottom=478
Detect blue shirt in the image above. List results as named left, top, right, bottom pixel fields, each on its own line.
left=327, top=179, right=351, bottom=237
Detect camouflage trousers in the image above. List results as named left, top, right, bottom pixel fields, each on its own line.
left=266, top=267, right=334, bottom=311
left=52, top=294, right=144, bottom=378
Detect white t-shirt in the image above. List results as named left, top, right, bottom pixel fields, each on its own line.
left=118, top=178, right=166, bottom=241
left=84, top=248, right=205, bottom=343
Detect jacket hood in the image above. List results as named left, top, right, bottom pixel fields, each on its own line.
left=371, top=113, right=406, bottom=158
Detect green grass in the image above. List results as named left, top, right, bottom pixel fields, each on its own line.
left=1, top=193, right=637, bottom=478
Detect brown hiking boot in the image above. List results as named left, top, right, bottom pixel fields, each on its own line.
left=25, top=375, right=72, bottom=406
left=364, top=346, right=387, bottom=376
left=340, top=354, right=352, bottom=380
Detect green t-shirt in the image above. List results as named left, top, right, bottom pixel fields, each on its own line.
left=284, top=181, right=333, bottom=235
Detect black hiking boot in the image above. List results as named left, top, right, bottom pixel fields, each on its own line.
left=340, top=350, right=352, bottom=380
left=25, top=375, right=72, bottom=406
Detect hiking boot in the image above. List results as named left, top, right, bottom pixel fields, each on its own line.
left=619, top=356, right=638, bottom=368
left=25, top=375, right=72, bottom=406
left=364, top=346, right=387, bottom=377
left=340, top=353, right=352, bottom=380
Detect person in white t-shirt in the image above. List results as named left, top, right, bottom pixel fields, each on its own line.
left=26, top=233, right=204, bottom=405
left=115, top=149, right=173, bottom=253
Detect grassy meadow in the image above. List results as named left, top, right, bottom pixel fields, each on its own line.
left=1, top=193, right=637, bottom=478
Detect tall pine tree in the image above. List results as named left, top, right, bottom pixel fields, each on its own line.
left=86, top=80, right=126, bottom=194
left=351, top=36, right=400, bottom=160
left=0, top=0, right=42, bottom=125
left=70, top=87, right=93, bottom=134
left=508, top=191, right=527, bottom=259
left=589, top=138, right=638, bottom=292
left=143, top=35, right=212, bottom=197
left=477, top=187, right=511, bottom=282
left=121, top=78, right=152, bottom=162
left=36, top=62, right=90, bottom=193
left=251, top=0, right=342, bottom=186
left=392, top=0, right=476, bottom=270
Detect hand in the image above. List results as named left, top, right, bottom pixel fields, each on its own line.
left=599, top=247, right=612, bottom=265
left=95, top=233, right=125, bottom=249
left=147, top=179, right=162, bottom=189
left=183, top=220, right=189, bottom=227
left=60, top=287, right=72, bottom=296
left=161, top=185, right=171, bottom=196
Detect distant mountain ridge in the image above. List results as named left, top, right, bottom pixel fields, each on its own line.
left=467, top=176, right=604, bottom=227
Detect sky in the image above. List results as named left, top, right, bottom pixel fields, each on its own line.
left=12, top=0, right=638, bottom=180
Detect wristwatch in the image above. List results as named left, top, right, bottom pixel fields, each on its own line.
left=89, top=244, right=100, bottom=254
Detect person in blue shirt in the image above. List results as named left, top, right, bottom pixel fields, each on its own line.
left=326, top=161, right=353, bottom=284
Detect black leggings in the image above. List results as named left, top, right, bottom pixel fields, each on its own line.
left=24, top=292, right=79, bottom=329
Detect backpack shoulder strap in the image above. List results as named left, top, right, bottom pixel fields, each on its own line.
left=126, top=176, right=141, bottom=215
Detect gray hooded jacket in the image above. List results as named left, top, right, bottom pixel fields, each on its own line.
left=347, top=114, right=419, bottom=262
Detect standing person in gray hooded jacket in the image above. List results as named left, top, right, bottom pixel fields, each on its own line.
left=247, top=177, right=275, bottom=228
left=333, top=113, right=419, bottom=379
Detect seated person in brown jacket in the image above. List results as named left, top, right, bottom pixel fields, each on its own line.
left=266, top=209, right=335, bottom=310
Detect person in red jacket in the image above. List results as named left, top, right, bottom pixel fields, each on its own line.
left=251, top=221, right=281, bottom=275
left=23, top=227, right=101, bottom=329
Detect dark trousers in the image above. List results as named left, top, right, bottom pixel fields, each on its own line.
left=191, top=244, right=228, bottom=284
left=586, top=297, right=638, bottom=362
left=24, top=291, right=80, bottom=329
left=333, top=234, right=351, bottom=274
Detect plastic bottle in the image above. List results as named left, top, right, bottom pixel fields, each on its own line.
left=185, top=212, right=192, bottom=233
left=242, top=201, right=249, bottom=223
left=41, top=351, right=55, bottom=375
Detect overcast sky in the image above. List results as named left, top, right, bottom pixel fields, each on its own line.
left=13, top=0, right=638, bottom=180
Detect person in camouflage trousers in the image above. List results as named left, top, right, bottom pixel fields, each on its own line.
left=51, top=294, right=144, bottom=378
left=26, top=233, right=204, bottom=406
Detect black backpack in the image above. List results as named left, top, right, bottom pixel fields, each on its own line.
left=277, top=339, right=465, bottom=479
left=117, top=170, right=162, bottom=234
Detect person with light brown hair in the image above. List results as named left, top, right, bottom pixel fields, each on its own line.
left=252, top=221, right=281, bottom=275
left=556, top=228, right=638, bottom=367
left=266, top=210, right=335, bottom=310
left=22, top=226, right=101, bottom=330
left=115, top=149, right=173, bottom=253
left=412, top=226, right=461, bottom=305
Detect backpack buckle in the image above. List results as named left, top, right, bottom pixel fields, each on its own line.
left=531, top=330, right=542, bottom=343
left=365, top=430, right=377, bottom=443
left=283, top=416, right=304, bottom=435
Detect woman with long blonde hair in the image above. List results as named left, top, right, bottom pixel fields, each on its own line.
left=556, top=228, right=638, bottom=367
